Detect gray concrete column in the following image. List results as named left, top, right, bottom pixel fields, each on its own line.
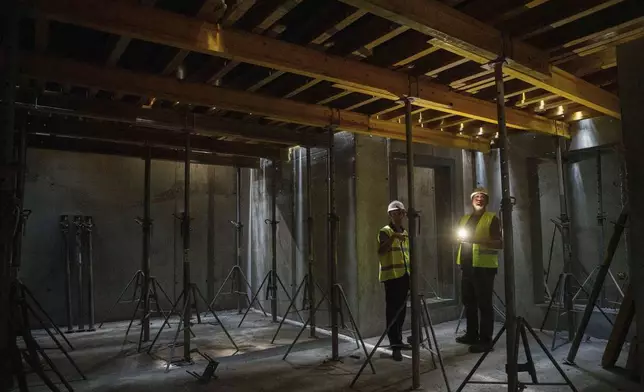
left=617, top=37, right=644, bottom=384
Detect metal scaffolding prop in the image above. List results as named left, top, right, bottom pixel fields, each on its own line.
left=209, top=167, right=267, bottom=317
left=282, top=127, right=371, bottom=366
left=456, top=61, right=577, bottom=392
left=455, top=289, right=506, bottom=335
left=566, top=206, right=629, bottom=364
left=98, top=150, right=177, bottom=352
left=572, top=152, right=625, bottom=308
left=238, top=161, right=304, bottom=328
left=271, top=149, right=326, bottom=342
left=540, top=141, right=613, bottom=351
left=3, top=13, right=87, bottom=386
left=147, top=132, right=238, bottom=371
left=351, top=295, right=451, bottom=389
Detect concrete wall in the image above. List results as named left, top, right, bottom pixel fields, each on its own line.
left=20, top=149, right=240, bottom=325
left=246, top=132, right=357, bottom=330
left=479, top=117, right=627, bottom=334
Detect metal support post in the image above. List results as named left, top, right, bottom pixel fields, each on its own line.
left=235, top=167, right=243, bottom=313
left=327, top=127, right=339, bottom=360
left=271, top=162, right=279, bottom=322
left=494, top=61, right=519, bottom=391
left=182, top=131, right=192, bottom=361
left=84, top=216, right=95, bottom=331
left=403, top=96, right=421, bottom=389
left=60, top=216, right=73, bottom=333
left=73, top=215, right=84, bottom=332
left=306, top=148, right=316, bottom=337
left=142, top=149, right=152, bottom=341
left=566, top=206, right=628, bottom=364
left=556, top=138, right=575, bottom=340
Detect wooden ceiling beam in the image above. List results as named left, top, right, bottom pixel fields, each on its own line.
left=33, top=0, right=566, bottom=136
left=25, top=116, right=281, bottom=159
left=16, top=92, right=328, bottom=147
left=20, top=53, right=489, bottom=151
left=430, top=39, right=620, bottom=118
left=28, top=134, right=261, bottom=167
left=556, top=48, right=617, bottom=78
left=339, top=0, right=621, bottom=119
left=339, top=0, right=550, bottom=78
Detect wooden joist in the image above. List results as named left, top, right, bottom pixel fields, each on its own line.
left=32, top=0, right=567, bottom=137
left=16, top=93, right=329, bottom=147
left=602, top=285, right=634, bottom=368
left=28, top=134, right=261, bottom=168
left=25, top=116, right=283, bottom=160
left=19, top=53, right=490, bottom=152
left=339, top=0, right=621, bottom=119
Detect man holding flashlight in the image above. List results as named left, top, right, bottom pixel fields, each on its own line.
left=456, top=188, right=502, bottom=353
left=378, top=200, right=410, bottom=361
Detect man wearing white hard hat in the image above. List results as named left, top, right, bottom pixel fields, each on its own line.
left=377, top=200, right=411, bottom=361
left=455, top=188, right=502, bottom=353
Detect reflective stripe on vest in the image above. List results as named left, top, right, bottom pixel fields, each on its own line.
left=456, top=212, right=499, bottom=268
left=378, top=225, right=410, bottom=282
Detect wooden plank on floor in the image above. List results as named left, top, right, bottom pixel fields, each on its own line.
left=602, top=284, right=634, bottom=368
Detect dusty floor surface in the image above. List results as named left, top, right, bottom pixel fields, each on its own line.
left=19, top=310, right=641, bottom=392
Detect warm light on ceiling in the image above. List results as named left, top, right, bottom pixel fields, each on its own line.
left=573, top=111, right=584, bottom=121
left=460, top=123, right=464, bottom=131
left=538, top=100, right=545, bottom=110
left=478, top=127, right=484, bottom=135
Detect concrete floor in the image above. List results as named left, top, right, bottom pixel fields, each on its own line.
left=23, top=310, right=640, bottom=392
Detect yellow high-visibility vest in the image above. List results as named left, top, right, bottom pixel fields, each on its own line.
left=378, top=225, right=410, bottom=282
left=456, top=212, right=499, bottom=268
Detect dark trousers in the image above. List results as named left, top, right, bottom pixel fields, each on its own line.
left=461, top=268, right=496, bottom=343
left=384, top=274, right=409, bottom=346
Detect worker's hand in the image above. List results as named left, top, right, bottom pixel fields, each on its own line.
left=391, top=232, right=407, bottom=241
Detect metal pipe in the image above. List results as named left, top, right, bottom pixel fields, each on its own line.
left=307, top=148, right=316, bottom=337
left=183, top=132, right=191, bottom=360
left=85, top=216, right=95, bottom=331
left=0, top=4, right=19, bottom=384
left=495, top=62, right=518, bottom=392
left=596, top=151, right=606, bottom=306
left=327, top=127, right=339, bottom=360
left=556, top=138, right=575, bottom=340
left=206, top=166, right=215, bottom=302
left=142, top=149, right=152, bottom=341
left=11, top=118, right=27, bottom=272
left=60, top=215, right=73, bottom=332
left=236, top=167, right=243, bottom=313
left=566, top=206, right=628, bottom=363
left=404, top=97, right=421, bottom=389
left=74, top=215, right=84, bottom=331
left=271, top=162, right=278, bottom=322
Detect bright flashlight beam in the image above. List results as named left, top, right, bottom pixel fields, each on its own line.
left=457, top=228, right=468, bottom=240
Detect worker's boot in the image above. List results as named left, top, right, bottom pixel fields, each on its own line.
left=455, top=334, right=479, bottom=345
left=392, top=348, right=403, bottom=361
left=468, top=339, right=493, bottom=353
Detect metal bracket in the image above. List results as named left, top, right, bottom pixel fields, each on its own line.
left=327, top=213, right=339, bottom=223
left=229, top=220, right=243, bottom=229
left=264, top=219, right=280, bottom=226
left=19, top=209, right=32, bottom=235
left=186, top=351, right=219, bottom=384
left=395, top=96, right=416, bottom=105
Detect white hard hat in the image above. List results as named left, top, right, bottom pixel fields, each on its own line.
left=470, top=187, right=489, bottom=199
left=387, top=200, right=406, bottom=212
